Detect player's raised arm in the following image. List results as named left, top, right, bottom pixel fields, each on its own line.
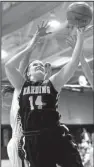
left=66, top=34, right=93, bottom=89
left=5, top=21, right=51, bottom=91
left=5, top=33, right=39, bottom=90
left=49, top=28, right=84, bottom=92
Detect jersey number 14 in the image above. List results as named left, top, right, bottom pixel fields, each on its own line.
left=29, top=95, right=44, bottom=110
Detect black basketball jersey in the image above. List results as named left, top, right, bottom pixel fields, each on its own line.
left=18, top=79, right=60, bottom=131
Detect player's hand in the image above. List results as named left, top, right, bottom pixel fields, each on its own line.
left=66, top=25, right=86, bottom=48
left=66, top=27, right=84, bottom=48
left=77, top=27, right=85, bottom=35
left=66, top=28, right=85, bottom=50
left=76, top=27, right=85, bottom=42
left=26, top=21, right=52, bottom=51
left=66, top=35, right=76, bottom=49
left=36, top=21, right=52, bottom=37
left=44, top=62, right=52, bottom=80
left=45, top=62, right=52, bottom=74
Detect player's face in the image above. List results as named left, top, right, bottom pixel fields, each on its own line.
left=28, top=60, right=45, bottom=81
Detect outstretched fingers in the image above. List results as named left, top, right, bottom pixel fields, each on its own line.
left=66, top=36, right=76, bottom=48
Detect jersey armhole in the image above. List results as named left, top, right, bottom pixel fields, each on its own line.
left=18, top=80, right=27, bottom=102
left=48, top=79, right=59, bottom=94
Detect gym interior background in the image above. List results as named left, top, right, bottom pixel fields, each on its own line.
left=1, top=1, right=94, bottom=166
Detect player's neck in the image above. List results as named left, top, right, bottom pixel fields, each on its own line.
left=29, top=76, right=44, bottom=82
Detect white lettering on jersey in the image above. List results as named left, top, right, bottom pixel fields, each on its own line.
left=23, top=87, right=27, bottom=95
left=42, top=86, right=46, bottom=93
left=23, top=86, right=50, bottom=95
left=34, top=86, right=39, bottom=94
left=47, top=86, right=50, bottom=94
left=26, top=86, right=31, bottom=94
left=31, top=86, right=35, bottom=94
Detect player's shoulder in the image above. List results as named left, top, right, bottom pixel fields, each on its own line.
left=43, top=79, right=49, bottom=84
left=43, top=79, right=52, bottom=85
left=43, top=79, right=58, bottom=94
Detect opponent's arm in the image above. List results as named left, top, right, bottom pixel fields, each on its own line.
left=49, top=28, right=84, bottom=92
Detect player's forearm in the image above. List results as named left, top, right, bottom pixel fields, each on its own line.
left=49, top=33, right=84, bottom=91
left=80, top=53, right=93, bottom=88
left=5, top=33, right=38, bottom=70
left=64, top=34, right=84, bottom=83
left=71, top=33, right=83, bottom=62
left=67, top=36, right=84, bottom=78
left=18, top=44, right=37, bottom=76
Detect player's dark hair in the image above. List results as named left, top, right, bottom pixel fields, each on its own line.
left=23, top=65, right=29, bottom=80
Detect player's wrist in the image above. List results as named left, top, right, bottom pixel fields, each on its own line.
left=76, top=30, right=84, bottom=42
left=33, top=32, right=40, bottom=41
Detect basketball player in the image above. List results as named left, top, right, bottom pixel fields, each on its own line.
left=5, top=21, right=84, bottom=167
left=5, top=22, right=52, bottom=167
left=66, top=35, right=93, bottom=89
left=5, top=67, right=51, bottom=167
left=7, top=89, right=24, bottom=167
left=6, top=62, right=51, bottom=167
left=5, top=25, right=39, bottom=167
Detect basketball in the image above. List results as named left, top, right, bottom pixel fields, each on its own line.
left=66, top=2, right=92, bottom=28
